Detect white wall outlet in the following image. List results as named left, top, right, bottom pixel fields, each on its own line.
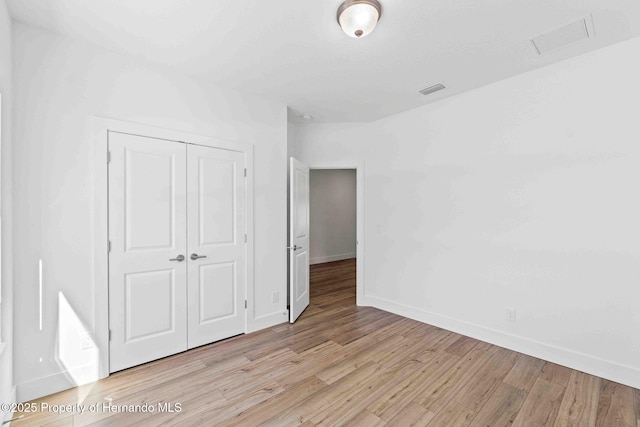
left=81, top=333, right=95, bottom=350
left=272, top=291, right=279, bottom=304
left=506, top=308, right=517, bottom=322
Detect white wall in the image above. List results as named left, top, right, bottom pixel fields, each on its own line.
left=309, top=169, right=356, bottom=264
left=0, top=0, right=14, bottom=421
left=292, top=35, right=640, bottom=389
left=13, top=23, right=288, bottom=401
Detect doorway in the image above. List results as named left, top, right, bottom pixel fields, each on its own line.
left=287, top=160, right=365, bottom=324
left=309, top=169, right=357, bottom=265
left=308, top=164, right=365, bottom=306
left=309, top=168, right=357, bottom=307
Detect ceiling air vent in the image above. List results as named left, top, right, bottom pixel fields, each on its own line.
left=531, top=15, right=593, bottom=55
left=419, top=82, right=446, bottom=96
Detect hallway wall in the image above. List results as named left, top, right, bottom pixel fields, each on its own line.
left=309, top=169, right=356, bottom=265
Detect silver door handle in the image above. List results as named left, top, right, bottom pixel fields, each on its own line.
left=170, top=255, right=185, bottom=262
left=287, top=245, right=301, bottom=251
left=190, top=253, right=207, bottom=261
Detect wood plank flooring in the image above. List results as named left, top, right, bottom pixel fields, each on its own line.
left=12, top=259, right=640, bottom=426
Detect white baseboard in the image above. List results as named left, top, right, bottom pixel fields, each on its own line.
left=0, top=386, right=16, bottom=424
left=364, top=294, right=640, bottom=390
left=310, top=253, right=356, bottom=265
left=17, top=371, right=74, bottom=403
left=17, top=313, right=287, bottom=403
left=248, top=311, right=288, bottom=333
left=16, top=362, right=103, bottom=403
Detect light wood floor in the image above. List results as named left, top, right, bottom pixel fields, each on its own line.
left=13, top=259, right=640, bottom=426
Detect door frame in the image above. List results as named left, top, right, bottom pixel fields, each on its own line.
left=307, top=161, right=365, bottom=306
left=92, top=117, right=254, bottom=379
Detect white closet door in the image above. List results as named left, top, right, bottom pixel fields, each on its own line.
left=108, top=132, right=188, bottom=373
left=186, top=144, right=246, bottom=349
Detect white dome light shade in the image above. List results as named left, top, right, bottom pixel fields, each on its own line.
left=337, top=0, right=382, bottom=38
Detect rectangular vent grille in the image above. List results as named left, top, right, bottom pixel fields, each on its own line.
left=531, top=16, right=592, bottom=55
left=419, top=83, right=446, bottom=96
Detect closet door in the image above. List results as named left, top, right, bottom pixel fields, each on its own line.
left=108, top=132, right=188, bottom=372
left=186, top=144, right=246, bottom=349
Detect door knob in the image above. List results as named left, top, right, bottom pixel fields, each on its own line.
left=170, top=255, right=185, bottom=262
left=190, top=253, right=207, bottom=261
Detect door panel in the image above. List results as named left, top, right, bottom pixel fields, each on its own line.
left=199, top=261, right=236, bottom=322
left=187, top=144, right=245, bottom=349
left=199, top=157, right=235, bottom=245
left=295, top=251, right=308, bottom=299
left=108, top=132, right=188, bottom=373
left=125, top=270, right=175, bottom=341
left=125, top=150, right=175, bottom=251
left=289, top=157, right=310, bottom=323
left=295, top=169, right=309, bottom=240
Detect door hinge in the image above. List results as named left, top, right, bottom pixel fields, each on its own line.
left=244, top=168, right=247, bottom=177
left=108, top=241, right=111, bottom=252
left=107, top=151, right=111, bottom=163
left=244, top=234, right=247, bottom=243
left=245, top=300, right=247, bottom=309
left=109, top=330, right=112, bottom=341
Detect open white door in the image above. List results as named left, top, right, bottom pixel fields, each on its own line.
left=289, top=157, right=310, bottom=323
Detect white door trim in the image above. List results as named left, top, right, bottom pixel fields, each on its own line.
left=93, top=117, right=254, bottom=378
left=307, top=162, right=365, bottom=306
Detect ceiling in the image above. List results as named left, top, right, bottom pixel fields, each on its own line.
left=7, top=0, right=640, bottom=122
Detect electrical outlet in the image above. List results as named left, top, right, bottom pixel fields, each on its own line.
left=272, top=291, right=279, bottom=304
left=506, top=308, right=517, bottom=322
left=81, top=333, right=94, bottom=350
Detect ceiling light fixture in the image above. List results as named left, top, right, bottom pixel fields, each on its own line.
left=337, top=0, right=382, bottom=39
